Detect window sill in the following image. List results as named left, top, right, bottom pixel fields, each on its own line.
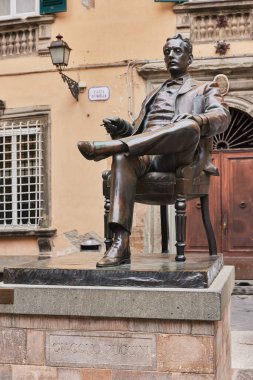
left=0, top=228, right=56, bottom=237
left=0, top=14, right=55, bottom=28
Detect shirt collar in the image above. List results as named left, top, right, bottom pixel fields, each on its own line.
left=165, top=74, right=190, bottom=86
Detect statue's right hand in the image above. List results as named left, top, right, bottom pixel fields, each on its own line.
left=102, top=117, right=123, bottom=136
left=102, top=116, right=133, bottom=138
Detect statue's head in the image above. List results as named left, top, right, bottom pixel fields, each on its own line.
left=163, top=34, right=193, bottom=78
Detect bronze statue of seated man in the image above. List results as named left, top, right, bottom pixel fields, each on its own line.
left=78, top=34, right=230, bottom=268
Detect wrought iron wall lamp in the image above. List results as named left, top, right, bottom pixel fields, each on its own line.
left=48, top=34, right=84, bottom=101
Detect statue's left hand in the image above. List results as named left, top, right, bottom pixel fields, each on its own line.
left=172, top=113, right=193, bottom=123
left=172, top=113, right=203, bottom=127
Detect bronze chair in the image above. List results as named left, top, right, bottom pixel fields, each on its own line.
left=102, top=135, right=218, bottom=262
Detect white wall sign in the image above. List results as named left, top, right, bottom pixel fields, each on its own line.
left=88, top=86, right=110, bottom=101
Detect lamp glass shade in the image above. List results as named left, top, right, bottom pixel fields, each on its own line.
left=48, top=35, right=71, bottom=67
left=49, top=46, right=65, bottom=65
left=63, top=46, right=71, bottom=66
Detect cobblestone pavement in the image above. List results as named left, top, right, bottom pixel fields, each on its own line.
left=232, top=295, right=253, bottom=380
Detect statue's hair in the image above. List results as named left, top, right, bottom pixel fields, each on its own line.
left=164, top=34, right=193, bottom=55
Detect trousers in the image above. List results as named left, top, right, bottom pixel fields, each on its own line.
left=109, top=119, right=200, bottom=233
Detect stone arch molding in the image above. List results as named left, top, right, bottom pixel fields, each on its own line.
left=225, top=96, right=253, bottom=118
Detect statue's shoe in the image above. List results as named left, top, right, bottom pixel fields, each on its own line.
left=96, top=244, right=131, bottom=267
left=77, top=141, right=111, bottom=161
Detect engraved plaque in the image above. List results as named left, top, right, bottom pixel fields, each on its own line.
left=46, top=331, right=156, bottom=370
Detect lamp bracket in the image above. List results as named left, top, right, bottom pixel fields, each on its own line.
left=60, top=71, right=80, bottom=101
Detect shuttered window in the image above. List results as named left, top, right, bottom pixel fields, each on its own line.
left=40, top=0, right=67, bottom=14
left=0, top=0, right=39, bottom=20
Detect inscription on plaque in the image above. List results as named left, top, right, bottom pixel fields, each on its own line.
left=46, top=331, right=156, bottom=369
left=88, top=86, right=110, bottom=101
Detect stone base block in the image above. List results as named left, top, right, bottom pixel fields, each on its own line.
left=0, top=266, right=234, bottom=379
left=3, top=252, right=223, bottom=288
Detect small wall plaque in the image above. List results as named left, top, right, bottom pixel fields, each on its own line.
left=0, top=289, right=14, bottom=304
left=88, top=87, right=110, bottom=101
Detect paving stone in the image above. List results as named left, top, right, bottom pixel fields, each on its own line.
left=231, top=296, right=253, bottom=331
left=232, top=331, right=253, bottom=369
left=234, top=370, right=253, bottom=380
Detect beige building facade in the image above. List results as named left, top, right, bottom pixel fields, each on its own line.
left=0, top=0, right=252, bottom=278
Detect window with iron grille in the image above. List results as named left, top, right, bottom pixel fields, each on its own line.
left=0, top=117, right=48, bottom=228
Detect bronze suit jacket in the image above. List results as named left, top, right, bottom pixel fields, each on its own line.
left=129, top=77, right=230, bottom=176
left=132, top=77, right=229, bottom=136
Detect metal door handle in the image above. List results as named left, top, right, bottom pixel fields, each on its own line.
left=222, top=214, right=227, bottom=234
left=239, top=202, right=247, bottom=209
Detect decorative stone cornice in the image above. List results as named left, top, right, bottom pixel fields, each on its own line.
left=138, top=56, right=253, bottom=81
left=137, top=56, right=253, bottom=93
left=174, top=0, right=253, bottom=14
left=174, top=0, right=253, bottom=43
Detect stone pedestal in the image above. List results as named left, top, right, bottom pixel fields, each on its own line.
left=0, top=265, right=234, bottom=380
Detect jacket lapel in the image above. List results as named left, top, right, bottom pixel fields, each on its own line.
left=133, top=83, right=165, bottom=132
left=145, top=83, right=164, bottom=104
left=177, top=78, right=199, bottom=96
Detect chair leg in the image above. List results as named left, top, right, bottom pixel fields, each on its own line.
left=160, top=205, right=169, bottom=253
left=175, top=196, right=186, bottom=262
left=104, top=195, right=113, bottom=251
left=103, top=172, right=113, bottom=251
left=200, top=195, right=217, bottom=256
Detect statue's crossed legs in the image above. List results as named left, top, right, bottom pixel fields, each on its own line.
left=78, top=119, right=200, bottom=267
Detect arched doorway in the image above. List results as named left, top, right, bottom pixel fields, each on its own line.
left=186, top=107, right=253, bottom=279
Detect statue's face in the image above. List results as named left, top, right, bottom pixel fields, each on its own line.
left=163, top=38, right=192, bottom=78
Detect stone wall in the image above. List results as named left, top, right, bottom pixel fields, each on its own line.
left=0, top=304, right=231, bottom=380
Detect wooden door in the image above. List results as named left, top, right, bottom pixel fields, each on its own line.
left=222, top=152, right=253, bottom=278
left=186, top=151, right=253, bottom=279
